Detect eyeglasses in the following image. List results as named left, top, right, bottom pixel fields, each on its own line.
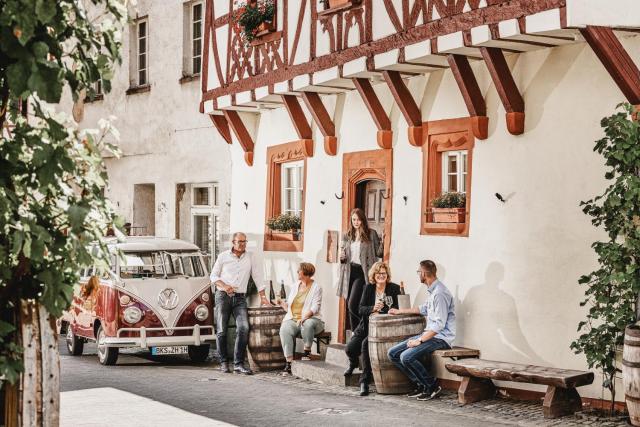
left=375, top=272, right=388, bottom=276
left=234, top=240, right=248, bottom=244
left=416, top=269, right=423, bottom=274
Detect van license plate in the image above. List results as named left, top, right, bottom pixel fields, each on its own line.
left=152, top=346, right=188, bottom=355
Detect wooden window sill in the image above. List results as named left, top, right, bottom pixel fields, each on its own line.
left=264, top=239, right=304, bottom=252
left=318, top=0, right=362, bottom=17
left=125, top=84, right=151, bottom=95
left=250, top=30, right=282, bottom=47
left=179, top=74, right=200, bottom=84
left=422, top=222, right=468, bottom=237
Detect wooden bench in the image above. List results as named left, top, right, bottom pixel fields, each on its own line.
left=433, top=346, right=480, bottom=360
left=445, top=359, right=594, bottom=419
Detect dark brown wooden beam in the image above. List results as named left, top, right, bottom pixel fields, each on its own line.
left=382, top=70, right=423, bottom=147
left=281, top=95, right=313, bottom=140
left=480, top=47, right=525, bottom=135
left=301, top=92, right=337, bottom=156
left=353, top=78, right=392, bottom=149
left=580, top=26, right=640, bottom=105
left=222, top=110, right=255, bottom=166
left=209, top=114, right=232, bottom=144
left=447, top=54, right=488, bottom=140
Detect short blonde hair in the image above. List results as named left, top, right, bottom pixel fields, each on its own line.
left=299, top=262, right=316, bottom=278
left=368, top=261, right=391, bottom=284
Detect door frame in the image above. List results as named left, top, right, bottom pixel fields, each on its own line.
left=338, top=149, right=393, bottom=343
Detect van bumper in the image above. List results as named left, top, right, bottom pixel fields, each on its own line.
left=103, top=324, right=215, bottom=348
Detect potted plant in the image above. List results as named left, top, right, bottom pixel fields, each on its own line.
left=571, top=104, right=640, bottom=421
left=429, top=192, right=466, bottom=223
left=266, top=213, right=302, bottom=241
left=232, top=0, right=275, bottom=45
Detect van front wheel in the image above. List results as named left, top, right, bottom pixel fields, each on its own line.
left=97, top=325, right=119, bottom=366
left=65, top=327, right=84, bottom=356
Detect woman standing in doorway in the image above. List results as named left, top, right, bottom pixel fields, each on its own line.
left=337, top=208, right=384, bottom=335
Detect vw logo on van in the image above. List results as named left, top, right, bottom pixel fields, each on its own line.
left=158, top=288, right=179, bottom=310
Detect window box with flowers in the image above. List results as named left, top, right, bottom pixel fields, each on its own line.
left=429, top=192, right=466, bottom=223
left=233, top=0, right=276, bottom=45
left=266, top=213, right=302, bottom=242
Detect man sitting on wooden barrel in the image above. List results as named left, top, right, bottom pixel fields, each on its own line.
left=387, top=260, right=455, bottom=401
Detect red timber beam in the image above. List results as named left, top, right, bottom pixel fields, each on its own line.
left=580, top=26, right=640, bottom=111
left=209, top=114, right=232, bottom=144
left=353, top=77, right=393, bottom=149
left=382, top=70, right=423, bottom=147
left=447, top=54, right=489, bottom=140
left=222, top=110, right=256, bottom=166
left=301, top=92, right=337, bottom=156
left=281, top=94, right=313, bottom=139
left=480, top=47, right=525, bottom=135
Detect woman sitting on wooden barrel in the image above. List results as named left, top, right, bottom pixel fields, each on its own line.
left=345, top=261, right=400, bottom=396
left=279, top=262, right=324, bottom=375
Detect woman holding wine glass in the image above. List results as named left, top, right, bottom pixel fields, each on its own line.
left=344, top=261, right=400, bottom=396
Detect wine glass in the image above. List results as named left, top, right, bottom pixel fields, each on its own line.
left=384, top=295, right=394, bottom=309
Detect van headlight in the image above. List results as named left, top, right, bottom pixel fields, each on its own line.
left=194, top=304, right=209, bottom=321
left=123, top=306, right=143, bottom=324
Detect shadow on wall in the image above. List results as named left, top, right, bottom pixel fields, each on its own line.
left=459, top=261, right=550, bottom=366
left=522, top=43, right=583, bottom=132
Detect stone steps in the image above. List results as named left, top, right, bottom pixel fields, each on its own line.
left=291, top=360, right=361, bottom=387
left=291, top=342, right=362, bottom=387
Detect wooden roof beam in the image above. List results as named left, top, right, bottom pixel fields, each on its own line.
left=353, top=78, right=392, bottom=149
left=301, top=91, right=337, bottom=156
left=209, top=114, right=232, bottom=144
left=447, top=54, right=489, bottom=140
left=222, top=110, right=255, bottom=166
left=281, top=95, right=313, bottom=140
left=580, top=26, right=640, bottom=107
left=480, top=47, right=525, bottom=135
left=381, top=70, right=423, bottom=147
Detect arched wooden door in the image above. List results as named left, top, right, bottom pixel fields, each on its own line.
left=338, top=149, right=393, bottom=343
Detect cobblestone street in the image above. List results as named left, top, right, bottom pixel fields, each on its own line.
left=60, top=340, right=627, bottom=426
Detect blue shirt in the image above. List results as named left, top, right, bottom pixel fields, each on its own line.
left=419, top=280, right=456, bottom=346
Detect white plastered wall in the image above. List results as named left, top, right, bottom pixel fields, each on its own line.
left=228, top=33, right=640, bottom=400
left=59, top=0, right=232, bottom=243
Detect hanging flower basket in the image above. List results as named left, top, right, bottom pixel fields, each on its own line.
left=233, top=0, right=275, bottom=45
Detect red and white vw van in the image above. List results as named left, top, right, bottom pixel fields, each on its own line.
left=61, top=237, right=214, bottom=365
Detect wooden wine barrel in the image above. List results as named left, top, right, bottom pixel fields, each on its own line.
left=247, top=306, right=286, bottom=371
left=368, top=314, right=426, bottom=394
left=624, top=325, right=640, bottom=426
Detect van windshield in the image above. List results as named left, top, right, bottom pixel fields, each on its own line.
left=120, top=252, right=205, bottom=279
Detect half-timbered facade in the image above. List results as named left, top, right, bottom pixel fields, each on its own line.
left=201, top=0, right=640, bottom=401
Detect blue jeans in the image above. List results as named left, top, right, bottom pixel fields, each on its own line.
left=214, top=291, right=249, bottom=366
left=387, top=336, right=450, bottom=390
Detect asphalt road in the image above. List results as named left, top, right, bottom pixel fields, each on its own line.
left=60, top=338, right=502, bottom=426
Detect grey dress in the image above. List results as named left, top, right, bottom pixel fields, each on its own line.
left=336, top=229, right=384, bottom=299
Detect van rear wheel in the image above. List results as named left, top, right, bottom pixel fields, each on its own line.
left=65, top=327, right=84, bottom=356
left=97, top=325, right=119, bottom=366
left=188, top=344, right=210, bottom=363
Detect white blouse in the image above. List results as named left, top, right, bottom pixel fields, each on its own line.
left=350, top=240, right=361, bottom=265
